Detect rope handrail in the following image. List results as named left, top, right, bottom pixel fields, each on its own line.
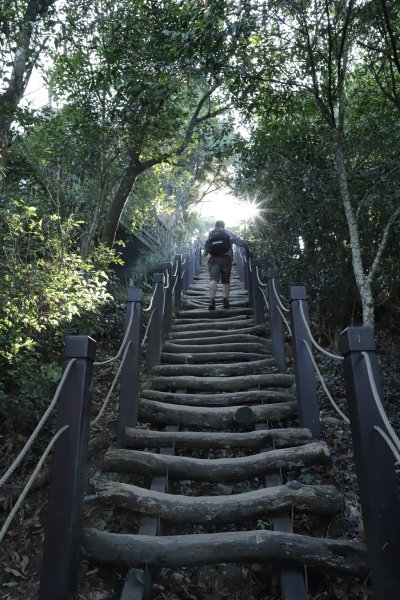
left=0, top=425, right=69, bottom=544
left=271, top=277, right=290, bottom=313
left=259, top=286, right=269, bottom=310
left=361, top=351, right=400, bottom=454
left=299, top=302, right=344, bottom=362
left=374, top=426, right=400, bottom=465
left=163, top=268, right=170, bottom=290
left=181, top=257, right=187, bottom=265
left=303, top=341, right=350, bottom=424
left=91, top=341, right=132, bottom=426
left=173, top=259, right=179, bottom=278
left=172, top=272, right=179, bottom=294
left=256, top=265, right=267, bottom=287
left=93, top=307, right=134, bottom=367
left=141, top=307, right=158, bottom=347
left=276, top=305, right=292, bottom=337
left=0, top=359, right=77, bottom=488
left=143, top=288, right=156, bottom=312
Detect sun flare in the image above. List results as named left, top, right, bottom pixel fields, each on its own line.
left=197, top=190, right=260, bottom=228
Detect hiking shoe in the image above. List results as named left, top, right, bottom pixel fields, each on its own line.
left=223, top=298, right=230, bottom=309
left=208, top=300, right=216, bottom=311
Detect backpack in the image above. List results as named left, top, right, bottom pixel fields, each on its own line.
left=206, top=228, right=232, bottom=255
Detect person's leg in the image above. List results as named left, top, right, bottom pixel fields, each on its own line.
left=221, top=258, right=232, bottom=308
left=208, top=260, right=220, bottom=310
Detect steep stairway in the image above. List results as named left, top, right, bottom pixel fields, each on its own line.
left=83, top=266, right=366, bottom=599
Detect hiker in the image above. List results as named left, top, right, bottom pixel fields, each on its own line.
left=204, top=220, right=251, bottom=311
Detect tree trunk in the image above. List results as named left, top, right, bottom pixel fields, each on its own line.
left=101, top=152, right=142, bottom=246
left=102, top=441, right=331, bottom=483
left=122, top=427, right=312, bottom=450
left=93, top=479, right=343, bottom=524
left=83, top=528, right=367, bottom=576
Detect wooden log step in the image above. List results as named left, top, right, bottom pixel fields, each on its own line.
left=138, top=398, right=297, bottom=428
left=123, top=427, right=312, bottom=449
left=171, top=319, right=255, bottom=332
left=150, top=372, right=294, bottom=392
left=82, top=528, right=367, bottom=577
left=169, top=324, right=265, bottom=340
left=91, top=479, right=344, bottom=524
left=140, top=389, right=292, bottom=406
left=165, top=334, right=270, bottom=347
left=151, top=358, right=276, bottom=377
left=160, top=351, right=268, bottom=364
left=103, top=442, right=331, bottom=483
left=184, top=301, right=249, bottom=309
left=185, top=291, right=248, bottom=298
left=162, top=342, right=271, bottom=354
left=177, top=308, right=254, bottom=319
left=174, top=315, right=250, bottom=324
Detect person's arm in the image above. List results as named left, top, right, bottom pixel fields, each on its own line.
left=226, top=229, right=251, bottom=255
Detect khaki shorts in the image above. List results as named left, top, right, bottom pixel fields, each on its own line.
left=208, top=256, right=232, bottom=284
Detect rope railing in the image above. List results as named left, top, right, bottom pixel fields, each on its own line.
left=259, top=286, right=269, bottom=310
left=163, top=268, right=170, bottom=289
left=141, top=308, right=158, bottom=347
left=0, top=425, right=70, bottom=544
left=256, top=265, right=267, bottom=287
left=303, top=341, right=350, bottom=424
left=0, top=358, right=77, bottom=488
left=91, top=341, right=132, bottom=426
left=93, top=308, right=134, bottom=367
left=143, top=288, right=157, bottom=312
left=276, top=305, right=292, bottom=337
left=374, top=426, right=400, bottom=465
left=299, top=301, right=343, bottom=362
left=173, top=259, right=179, bottom=278
left=361, top=351, right=400, bottom=458
left=272, top=277, right=290, bottom=312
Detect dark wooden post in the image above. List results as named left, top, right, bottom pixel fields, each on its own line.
left=195, top=242, right=201, bottom=274
left=289, top=286, right=320, bottom=438
left=251, top=258, right=265, bottom=326
left=174, top=254, right=182, bottom=310
left=148, top=273, right=164, bottom=370
left=243, top=253, right=250, bottom=293
left=236, top=246, right=244, bottom=282
left=339, top=326, right=400, bottom=600
left=162, top=261, right=173, bottom=338
left=267, top=269, right=287, bottom=373
left=117, top=288, right=142, bottom=447
left=190, top=244, right=196, bottom=285
left=39, top=336, right=96, bottom=600
left=248, top=256, right=254, bottom=308
left=182, top=253, right=189, bottom=293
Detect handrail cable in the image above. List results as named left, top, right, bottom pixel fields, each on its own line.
left=181, top=257, right=187, bottom=265
left=374, top=426, right=400, bottom=464
left=272, top=278, right=290, bottom=312
left=0, top=425, right=69, bottom=544
left=361, top=351, right=400, bottom=453
left=276, top=305, right=292, bottom=337
left=303, top=341, right=350, bottom=424
left=259, top=286, right=269, bottom=311
left=93, top=307, right=134, bottom=366
left=173, top=259, right=179, bottom=278
left=172, top=272, right=179, bottom=294
left=141, top=308, right=158, bottom=347
left=91, top=341, right=132, bottom=426
left=181, top=269, right=185, bottom=280
left=0, top=359, right=77, bottom=488
left=256, top=266, right=267, bottom=287
left=299, top=301, right=344, bottom=362
left=163, top=268, right=170, bottom=290
left=143, top=288, right=156, bottom=312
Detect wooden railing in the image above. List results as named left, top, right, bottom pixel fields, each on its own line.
left=2, top=239, right=398, bottom=600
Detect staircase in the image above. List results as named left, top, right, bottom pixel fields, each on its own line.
left=82, top=265, right=367, bottom=599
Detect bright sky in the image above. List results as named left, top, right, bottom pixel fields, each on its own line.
left=197, top=188, right=259, bottom=228
left=22, top=68, right=49, bottom=109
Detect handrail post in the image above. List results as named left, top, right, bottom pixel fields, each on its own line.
left=188, top=245, right=194, bottom=285
left=248, top=257, right=254, bottom=308
left=289, top=286, right=320, bottom=438
left=235, top=246, right=244, bottom=282
left=339, top=326, right=400, bottom=600
left=117, top=288, right=142, bottom=447
left=243, top=253, right=250, bottom=292
left=148, top=273, right=164, bottom=370
left=195, top=242, right=201, bottom=274
left=162, top=261, right=173, bottom=338
left=39, top=336, right=96, bottom=600
left=174, top=254, right=182, bottom=310
left=182, top=253, right=189, bottom=293
left=267, top=268, right=287, bottom=373
left=251, top=258, right=265, bottom=325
